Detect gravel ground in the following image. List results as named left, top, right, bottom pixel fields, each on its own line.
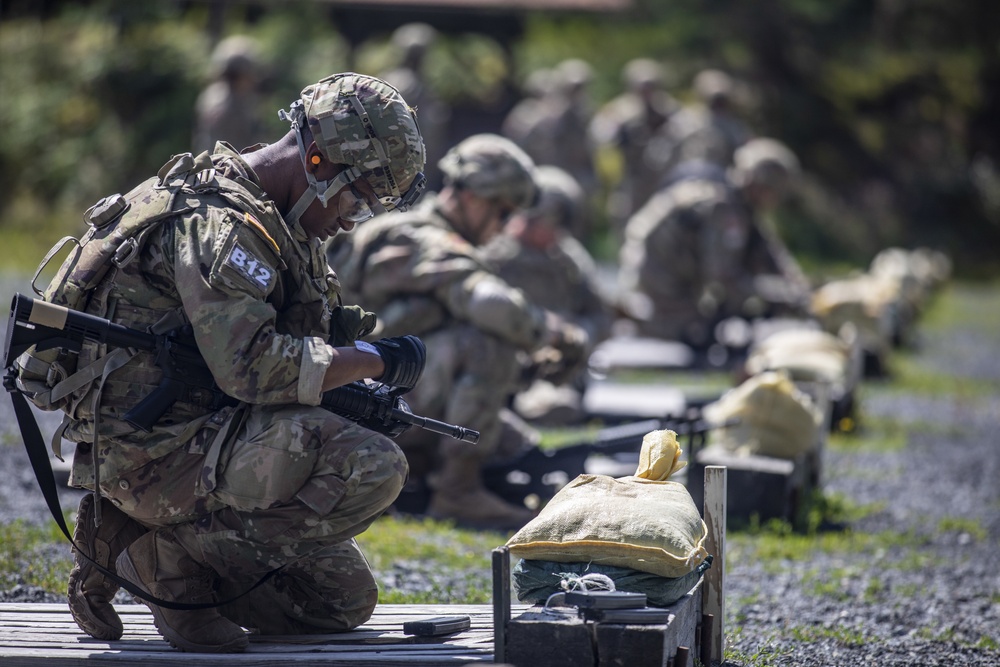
left=1, top=273, right=999, bottom=666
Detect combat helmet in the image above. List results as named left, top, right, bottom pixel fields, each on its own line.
left=438, top=134, right=538, bottom=209
left=279, top=72, right=427, bottom=225
left=732, top=137, right=800, bottom=190
left=529, top=165, right=585, bottom=228
left=209, top=35, right=262, bottom=82
left=693, top=69, right=736, bottom=105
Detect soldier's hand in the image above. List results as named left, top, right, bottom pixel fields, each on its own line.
left=541, top=313, right=590, bottom=382
left=371, top=335, right=426, bottom=394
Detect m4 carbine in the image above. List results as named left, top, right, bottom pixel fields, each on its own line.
left=4, top=293, right=478, bottom=443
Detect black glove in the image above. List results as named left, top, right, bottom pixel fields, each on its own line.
left=371, top=335, right=426, bottom=393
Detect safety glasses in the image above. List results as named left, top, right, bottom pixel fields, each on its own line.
left=338, top=183, right=377, bottom=224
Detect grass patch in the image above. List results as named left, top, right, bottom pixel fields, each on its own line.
left=358, top=514, right=505, bottom=604
left=788, top=623, right=870, bottom=647
left=0, top=517, right=75, bottom=594
left=917, top=283, right=1000, bottom=334
left=936, top=516, right=987, bottom=541
left=724, top=628, right=794, bottom=666
left=884, top=353, right=1000, bottom=398
left=727, top=518, right=928, bottom=574
left=828, top=413, right=908, bottom=453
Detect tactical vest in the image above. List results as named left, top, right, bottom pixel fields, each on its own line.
left=16, top=149, right=356, bottom=436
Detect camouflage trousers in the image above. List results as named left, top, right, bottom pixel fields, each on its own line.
left=394, top=324, right=522, bottom=469
left=97, top=403, right=408, bottom=633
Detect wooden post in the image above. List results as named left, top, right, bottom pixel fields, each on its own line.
left=703, top=465, right=727, bottom=665
left=492, top=546, right=511, bottom=664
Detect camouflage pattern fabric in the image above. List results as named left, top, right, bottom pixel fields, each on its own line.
left=301, top=73, right=425, bottom=203
left=193, top=83, right=264, bottom=153
left=484, top=232, right=611, bottom=348
left=58, top=142, right=402, bottom=632
left=666, top=104, right=753, bottom=169
left=589, top=89, right=679, bottom=232
left=100, top=404, right=405, bottom=633
left=334, top=196, right=550, bottom=460
left=618, top=174, right=808, bottom=347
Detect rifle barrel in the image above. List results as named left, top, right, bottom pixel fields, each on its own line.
left=391, top=408, right=480, bottom=444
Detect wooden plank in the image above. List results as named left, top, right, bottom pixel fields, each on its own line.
left=703, top=465, right=727, bottom=665
left=0, top=602, right=531, bottom=667
left=491, top=546, right=511, bottom=664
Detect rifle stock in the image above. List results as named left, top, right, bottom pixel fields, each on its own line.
left=5, top=292, right=478, bottom=442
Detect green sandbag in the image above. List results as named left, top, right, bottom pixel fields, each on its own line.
left=511, top=556, right=713, bottom=608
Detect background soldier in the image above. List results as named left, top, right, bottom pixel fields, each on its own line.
left=617, top=137, right=810, bottom=349
left=379, top=22, right=451, bottom=191
left=193, top=35, right=268, bottom=152
left=333, top=134, right=588, bottom=530
left=19, top=73, right=427, bottom=652
left=483, top=165, right=612, bottom=424
left=668, top=68, right=755, bottom=168
left=589, top=57, right=680, bottom=235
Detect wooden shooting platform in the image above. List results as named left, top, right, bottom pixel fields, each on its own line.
left=0, top=602, right=529, bottom=666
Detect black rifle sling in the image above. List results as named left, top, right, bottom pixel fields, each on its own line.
left=6, top=387, right=278, bottom=611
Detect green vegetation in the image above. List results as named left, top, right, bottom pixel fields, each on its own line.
left=724, top=628, right=794, bottom=666
left=0, top=517, right=74, bottom=594
left=789, top=624, right=870, bottom=647
left=936, top=516, right=987, bottom=542
left=357, top=515, right=508, bottom=604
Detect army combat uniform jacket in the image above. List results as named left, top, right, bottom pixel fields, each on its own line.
left=618, top=173, right=808, bottom=347
left=23, top=143, right=406, bottom=634
left=333, top=196, right=551, bottom=464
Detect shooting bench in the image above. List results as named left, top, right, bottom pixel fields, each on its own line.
left=492, top=466, right=728, bottom=667
left=687, top=379, right=832, bottom=528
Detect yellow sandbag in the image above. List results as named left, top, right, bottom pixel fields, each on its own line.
left=506, top=430, right=709, bottom=579
left=704, top=370, right=822, bottom=459
left=745, top=328, right=851, bottom=387
left=636, top=428, right=687, bottom=481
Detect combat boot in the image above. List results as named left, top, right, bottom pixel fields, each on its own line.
left=426, top=457, right=535, bottom=531
left=67, top=493, right=147, bottom=640
left=115, top=529, right=248, bottom=653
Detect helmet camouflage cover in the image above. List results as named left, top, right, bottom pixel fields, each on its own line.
left=298, top=72, right=426, bottom=210
left=438, top=133, right=538, bottom=209
left=529, top=165, right=584, bottom=228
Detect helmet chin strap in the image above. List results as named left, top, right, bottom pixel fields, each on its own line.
left=284, top=119, right=364, bottom=226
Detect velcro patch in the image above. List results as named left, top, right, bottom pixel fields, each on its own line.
left=225, top=242, right=276, bottom=291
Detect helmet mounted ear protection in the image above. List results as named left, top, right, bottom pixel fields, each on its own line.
left=278, top=73, right=427, bottom=226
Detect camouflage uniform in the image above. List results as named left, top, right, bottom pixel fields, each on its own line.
left=335, top=194, right=550, bottom=472
left=193, top=36, right=266, bottom=153
left=666, top=69, right=754, bottom=169
left=502, top=60, right=597, bottom=201
left=18, top=73, right=426, bottom=645
left=618, top=160, right=808, bottom=348
left=589, top=58, right=680, bottom=234
left=56, top=143, right=406, bottom=633
left=483, top=165, right=612, bottom=405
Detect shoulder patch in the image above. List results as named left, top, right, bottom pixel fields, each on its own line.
left=223, top=241, right=277, bottom=292
left=242, top=212, right=281, bottom=256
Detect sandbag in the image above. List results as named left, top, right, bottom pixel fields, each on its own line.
left=745, top=328, right=852, bottom=389
left=506, top=430, right=709, bottom=579
left=704, top=370, right=822, bottom=459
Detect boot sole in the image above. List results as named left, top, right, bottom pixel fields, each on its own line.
left=67, top=495, right=124, bottom=641
left=67, top=566, right=124, bottom=641
left=115, top=550, right=248, bottom=653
